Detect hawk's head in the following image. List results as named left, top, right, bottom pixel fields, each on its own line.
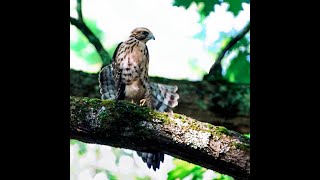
left=130, top=27, right=155, bottom=43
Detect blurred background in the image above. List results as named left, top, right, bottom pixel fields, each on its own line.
left=70, top=0, right=250, bottom=179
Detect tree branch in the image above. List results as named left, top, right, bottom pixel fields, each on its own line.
left=70, top=69, right=250, bottom=133
left=70, top=0, right=112, bottom=66
left=70, top=96, right=250, bottom=179
left=76, top=0, right=83, bottom=22
left=209, top=22, right=250, bottom=77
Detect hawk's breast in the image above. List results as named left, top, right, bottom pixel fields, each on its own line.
left=117, top=39, right=148, bottom=101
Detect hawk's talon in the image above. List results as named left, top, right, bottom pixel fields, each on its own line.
left=140, top=99, right=146, bottom=106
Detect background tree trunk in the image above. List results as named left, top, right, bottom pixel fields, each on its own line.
left=70, top=69, right=250, bottom=133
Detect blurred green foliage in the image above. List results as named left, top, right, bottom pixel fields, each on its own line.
left=70, top=19, right=104, bottom=65
left=213, top=174, right=234, bottom=180
left=71, top=0, right=250, bottom=84
left=224, top=0, right=244, bottom=16
left=71, top=139, right=87, bottom=156
left=173, top=0, right=250, bottom=17
left=168, top=159, right=206, bottom=180
left=213, top=33, right=250, bottom=84
left=229, top=35, right=249, bottom=53
left=71, top=139, right=237, bottom=179
left=225, top=51, right=250, bottom=84
left=210, top=30, right=250, bottom=84
left=174, top=0, right=221, bottom=18
left=244, top=133, right=250, bottom=139
left=107, top=172, right=118, bottom=180
left=135, top=176, right=152, bottom=180
left=173, top=0, right=250, bottom=84
left=168, top=159, right=234, bottom=180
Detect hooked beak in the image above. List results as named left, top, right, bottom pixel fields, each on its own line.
left=148, top=34, right=155, bottom=40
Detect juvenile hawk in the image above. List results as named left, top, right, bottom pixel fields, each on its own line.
left=99, top=27, right=179, bottom=171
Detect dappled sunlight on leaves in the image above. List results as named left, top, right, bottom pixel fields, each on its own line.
left=225, top=51, right=250, bottom=84
left=71, top=140, right=176, bottom=180
left=167, top=159, right=234, bottom=180
left=70, top=0, right=250, bottom=81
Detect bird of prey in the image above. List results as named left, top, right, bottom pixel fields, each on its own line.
left=98, top=27, right=179, bottom=171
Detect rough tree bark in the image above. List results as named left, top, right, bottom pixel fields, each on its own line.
left=70, top=96, right=250, bottom=180
left=70, top=69, right=250, bottom=133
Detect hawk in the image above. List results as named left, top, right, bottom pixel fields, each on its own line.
left=98, top=27, right=179, bottom=171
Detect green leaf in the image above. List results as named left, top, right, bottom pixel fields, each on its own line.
left=173, top=0, right=249, bottom=17
left=225, top=51, right=250, bottom=84
left=106, top=171, right=117, bottom=180
left=212, top=173, right=234, bottom=180
left=173, top=0, right=194, bottom=9
left=224, top=0, right=243, bottom=16
left=200, top=0, right=221, bottom=17
left=173, top=0, right=221, bottom=17
left=192, top=167, right=206, bottom=180
left=244, top=133, right=250, bottom=138
left=168, top=159, right=206, bottom=180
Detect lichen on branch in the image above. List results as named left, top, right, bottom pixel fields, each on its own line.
left=70, top=96, right=250, bottom=179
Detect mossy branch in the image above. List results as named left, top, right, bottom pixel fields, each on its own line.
left=70, top=69, right=250, bottom=133
left=70, top=96, right=250, bottom=179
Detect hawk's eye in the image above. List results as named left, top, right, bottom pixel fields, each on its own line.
left=142, top=31, right=149, bottom=36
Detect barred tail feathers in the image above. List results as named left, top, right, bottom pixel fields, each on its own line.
left=138, top=83, right=178, bottom=171
left=150, top=83, right=179, bottom=112
left=137, top=151, right=164, bottom=171
left=98, top=65, right=116, bottom=100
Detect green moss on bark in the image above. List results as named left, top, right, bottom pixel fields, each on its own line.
left=215, top=126, right=231, bottom=136
left=233, top=142, right=250, bottom=151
